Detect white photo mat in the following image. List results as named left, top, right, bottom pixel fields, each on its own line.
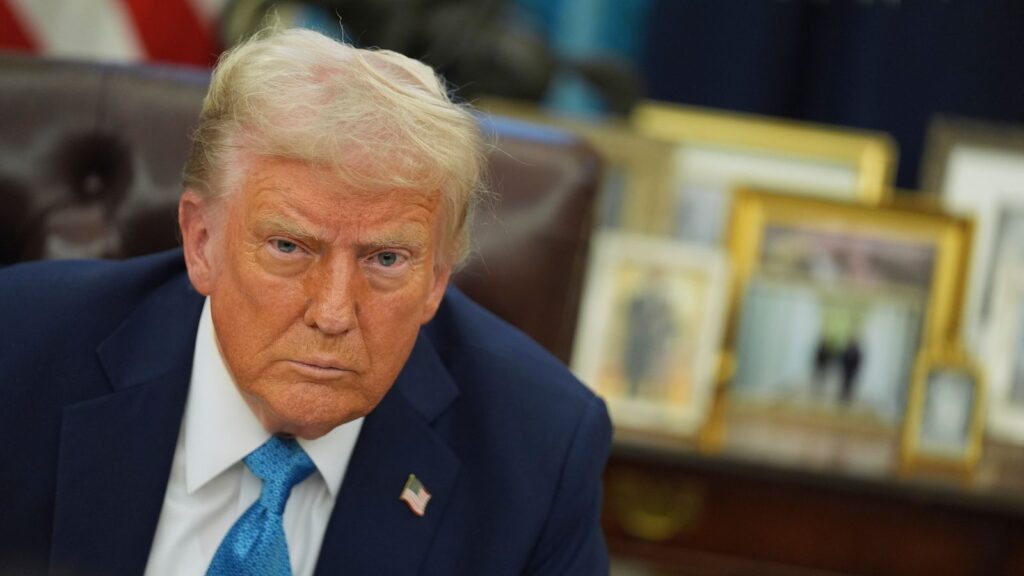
left=916, top=368, right=977, bottom=459
left=986, top=265, right=1024, bottom=443
left=934, top=139, right=1024, bottom=351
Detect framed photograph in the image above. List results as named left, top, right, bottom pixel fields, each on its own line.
left=900, top=348, right=985, bottom=471
left=984, top=263, right=1024, bottom=444
left=571, top=231, right=730, bottom=438
left=920, top=117, right=1024, bottom=352
left=477, top=98, right=674, bottom=233
left=725, top=188, right=972, bottom=427
left=633, top=101, right=897, bottom=243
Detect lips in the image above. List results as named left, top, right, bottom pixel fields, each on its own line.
left=286, top=359, right=354, bottom=378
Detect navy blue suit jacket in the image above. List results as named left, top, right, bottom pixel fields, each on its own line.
left=0, top=250, right=612, bottom=575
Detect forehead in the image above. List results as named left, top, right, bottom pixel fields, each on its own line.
left=230, top=156, right=444, bottom=241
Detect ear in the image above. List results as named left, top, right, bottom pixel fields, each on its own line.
left=419, top=262, right=453, bottom=324
left=178, top=190, right=220, bottom=296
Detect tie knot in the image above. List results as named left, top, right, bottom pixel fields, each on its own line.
left=244, top=436, right=316, bottom=515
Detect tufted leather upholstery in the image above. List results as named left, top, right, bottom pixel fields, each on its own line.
left=0, top=54, right=601, bottom=363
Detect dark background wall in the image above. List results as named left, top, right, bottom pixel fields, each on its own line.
left=640, top=0, right=1024, bottom=188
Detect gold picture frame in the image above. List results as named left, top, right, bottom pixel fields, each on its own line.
left=724, top=188, right=972, bottom=427
left=571, top=231, right=730, bottom=439
left=900, top=347, right=985, bottom=473
left=633, top=101, right=897, bottom=241
left=477, top=98, right=674, bottom=233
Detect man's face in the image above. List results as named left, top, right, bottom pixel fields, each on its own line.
left=180, top=155, right=452, bottom=439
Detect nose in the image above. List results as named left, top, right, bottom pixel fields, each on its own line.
left=303, top=258, right=360, bottom=335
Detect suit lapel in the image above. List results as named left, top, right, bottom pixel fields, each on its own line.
left=314, top=333, right=461, bottom=575
left=49, top=264, right=461, bottom=574
left=50, top=272, right=203, bottom=576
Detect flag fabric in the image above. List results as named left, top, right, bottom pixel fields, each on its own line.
left=400, top=473, right=432, bottom=517
left=0, top=0, right=228, bottom=66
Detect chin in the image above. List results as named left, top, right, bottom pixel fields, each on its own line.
left=254, top=383, right=375, bottom=439
left=263, top=407, right=349, bottom=440
left=279, top=420, right=340, bottom=441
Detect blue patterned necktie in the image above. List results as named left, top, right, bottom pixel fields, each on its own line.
left=207, top=436, right=316, bottom=576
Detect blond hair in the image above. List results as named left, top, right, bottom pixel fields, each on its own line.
left=183, top=28, right=487, bottom=265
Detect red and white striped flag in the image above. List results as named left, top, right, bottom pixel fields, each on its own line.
left=400, top=473, right=432, bottom=517
left=0, top=0, right=228, bottom=66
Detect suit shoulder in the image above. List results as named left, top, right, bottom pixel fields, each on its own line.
left=0, top=250, right=189, bottom=338
left=425, top=287, right=601, bottom=418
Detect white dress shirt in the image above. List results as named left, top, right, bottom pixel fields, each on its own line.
left=144, top=298, right=364, bottom=576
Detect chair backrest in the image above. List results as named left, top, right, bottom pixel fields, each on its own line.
left=0, top=54, right=601, bottom=363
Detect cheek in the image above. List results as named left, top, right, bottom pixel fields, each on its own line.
left=363, top=293, right=428, bottom=362
left=212, top=260, right=307, bottom=370
left=228, top=243, right=307, bottom=309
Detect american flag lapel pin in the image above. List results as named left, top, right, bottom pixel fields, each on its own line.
left=400, top=473, right=431, bottom=517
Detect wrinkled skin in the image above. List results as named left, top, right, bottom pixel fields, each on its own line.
left=179, top=155, right=452, bottom=439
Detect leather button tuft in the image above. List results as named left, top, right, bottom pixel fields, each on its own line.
left=50, top=132, right=132, bottom=205
left=82, top=173, right=104, bottom=197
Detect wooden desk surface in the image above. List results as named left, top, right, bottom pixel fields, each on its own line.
left=604, top=405, right=1024, bottom=576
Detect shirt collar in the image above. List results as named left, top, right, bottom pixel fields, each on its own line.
left=184, top=298, right=363, bottom=497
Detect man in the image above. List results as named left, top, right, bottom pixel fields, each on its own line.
left=0, top=29, right=612, bottom=575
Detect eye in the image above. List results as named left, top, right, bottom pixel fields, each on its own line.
left=376, top=252, right=399, bottom=267
left=272, top=239, right=299, bottom=254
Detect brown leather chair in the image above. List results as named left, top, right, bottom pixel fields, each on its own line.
left=0, top=54, right=601, bottom=363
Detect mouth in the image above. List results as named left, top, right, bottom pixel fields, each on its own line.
left=286, top=359, right=354, bottom=379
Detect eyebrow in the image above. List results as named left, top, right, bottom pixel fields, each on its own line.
left=253, top=213, right=325, bottom=244
left=362, top=229, right=430, bottom=252
left=254, top=211, right=431, bottom=252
